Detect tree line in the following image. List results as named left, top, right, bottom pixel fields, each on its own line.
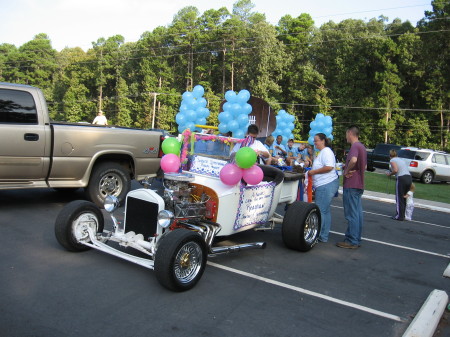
left=0, top=0, right=449, bottom=152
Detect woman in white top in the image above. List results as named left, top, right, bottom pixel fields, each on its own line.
left=386, top=149, right=412, bottom=221
left=308, top=133, right=339, bottom=242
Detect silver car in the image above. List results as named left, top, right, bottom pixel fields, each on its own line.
left=398, top=147, right=450, bottom=184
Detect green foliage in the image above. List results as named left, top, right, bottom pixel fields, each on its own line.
left=0, top=1, right=448, bottom=152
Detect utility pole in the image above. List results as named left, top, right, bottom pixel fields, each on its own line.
left=151, top=92, right=158, bottom=129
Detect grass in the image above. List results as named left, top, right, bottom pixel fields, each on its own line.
left=339, top=172, right=450, bottom=204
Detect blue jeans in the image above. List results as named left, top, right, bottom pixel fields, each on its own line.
left=315, top=178, right=340, bottom=242
left=343, top=188, right=364, bottom=245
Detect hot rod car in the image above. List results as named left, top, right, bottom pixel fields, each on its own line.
left=54, top=134, right=321, bottom=291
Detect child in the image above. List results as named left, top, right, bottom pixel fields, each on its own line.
left=404, top=183, right=415, bottom=221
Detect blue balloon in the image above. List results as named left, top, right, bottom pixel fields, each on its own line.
left=324, top=115, right=332, bottom=126
left=186, top=110, right=197, bottom=122
left=223, top=102, right=231, bottom=111
left=231, top=103, right=242, bottom=116
left=228, top=120, right=240, bottom=132
left=197, top=97, right=207, bottom=108
left=176, top=113, right=186, bottom=125
left=310, top=121, right=317, bottom=129
left=288, top=114, right=295, bottom=122
left=196, top=117, right=207, bottom=125
left=287, top=122, right=295, bottom=131
left=185, top=121, right=195, bottom=131
left=182, top=91, right=193, bottom=100
left=233, top=129, right=245, bottom=139
left=179, top=104, right=189, bottom=113
left=192, top=85, right=204, bottom=98
left=178, top=124, right=187, bottom=133
left=278, top=121, right=287, bottom=129
left=323, top=127, right=332, bottom=135
left=328, top=134, right=334, bottom=141
left=225, top=90, right=237, bottom=103
left=243, top=103, right=252, bottom=115
left=199, top=107, right=210, bottom=118
left=218, top=111, right=232, bottom=123
left=308, top=136, right=314, bottom=145
left=316, top=113, right=325, bottom=120
left=237, top=114, right=249, bottom=127
left=316, top=121, right=325, bottom=130
left=237, top=90, right=250, bottom=104
left=218, top=123, right=229, bottom=134
left=278, top=110, right=287, bottom=116
left=284, top=128, right=291, bottom=137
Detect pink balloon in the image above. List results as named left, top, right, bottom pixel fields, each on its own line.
left=160, top=154, right=180, bottom=173
left=219, top=163, right=243, bottom=185
left=243, top=165, right=264, bottom=185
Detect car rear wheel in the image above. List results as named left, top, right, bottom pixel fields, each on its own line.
left=155, top=229, right=207, bottom=291
left=421, top=170, right=434, bottom=184
left=282, top=201, right=321, bottom=252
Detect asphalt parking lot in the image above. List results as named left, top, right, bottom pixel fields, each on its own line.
left=0, top=183, right=449, bottom=337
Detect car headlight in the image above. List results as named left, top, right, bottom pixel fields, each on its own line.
left=158, top=210, right=174, bottom=228
left=104, top=195, right=120, bottom=213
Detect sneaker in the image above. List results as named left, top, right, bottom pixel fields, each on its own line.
left=336, top=241, right=359, bottom=249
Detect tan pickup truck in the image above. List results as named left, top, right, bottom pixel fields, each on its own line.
left=0, top=82, right=163, bottom=206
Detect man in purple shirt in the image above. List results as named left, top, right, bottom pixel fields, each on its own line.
left=337, top=125, right=367, bottom=249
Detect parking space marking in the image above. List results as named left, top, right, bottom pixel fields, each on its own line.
left=331, top=205, right=450, bottom=230
left=208, top=261, right=405, bottom=322
left=329, top=230, right=450, bottom=259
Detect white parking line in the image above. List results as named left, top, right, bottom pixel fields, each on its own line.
left=207, top=261, right=405, bottom=322
left=331, top=205, right=450, bottom=229
left=329, top=230, right=450, bottom=259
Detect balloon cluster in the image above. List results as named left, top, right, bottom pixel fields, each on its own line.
left=176, top=85, right=210, bottom=133
left=308, top=113, right=333, bottom=145
left=219, top=147, right=263, bottom=186
left=217, top=90, right=253, bottom=139
left=271, top=110, right=295, bottom=145
left=160, top=137, right=182, bottom=173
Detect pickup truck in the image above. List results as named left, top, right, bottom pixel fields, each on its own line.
left=366, top=143, right=401, bottom=171
left=0, top=82, right=163, bottom=206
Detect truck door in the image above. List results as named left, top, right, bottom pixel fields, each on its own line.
left=0, top=88, right=48, bottom=181
left=432, top=154, right=449, bottom=181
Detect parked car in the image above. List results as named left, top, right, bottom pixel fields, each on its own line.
left=0, top=82, right=164, bottom=206
left=54, top=134, right=321, bottom=291
left=367, top=143, right=402, bottom=171
left=398, top=147, right=450, bottom=184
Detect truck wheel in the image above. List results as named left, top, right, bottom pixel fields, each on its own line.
left=282, top=201, right=321, bottom=252
left=55, top=200, right=104, bottom=252
left=86, top=162, right=131, bottom=207
left=155, top=229, right=207, bottom=291
left=421, top=170, right=434, bottom=184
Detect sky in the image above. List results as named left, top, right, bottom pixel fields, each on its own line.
left=0, top=0, right=433, bottom=51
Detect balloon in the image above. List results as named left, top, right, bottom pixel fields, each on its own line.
left=233, top=129, right=245, bottom=139
left=221, top=111, right=233, bottom=123
left=192, top=85, right=204, bottom=98
left=323, top=127, right=332, bottom=135
left=284, top=128, right=291, bottom=137
left=308, top=136, right=314, bottom=145
left=315, top=113, right=324, bottom=120
left=278, top=110, right=287, bottom=116
left=218, top=123, right=229, bottom=134
left=324, top=115, right=332, bottom=126
left=196, top=117, right=207, bottom=125
left=243, top=165, right=263, bottom=185
left=198, top=107, right=209, bottom=118
left=186, top=97, right=198, bottom=110
left=182, top=91, right=193, bottom=100
left=162, top=137, right=181, bottom=155
left=287, top=122, right=295, bottom=131
left=160, top=154, right=180, bottom=173
left=186, top=109, right=197, bottom=122
left=243, top=103, right=252, bottom=114
left=225, top=90, right=237, bottom=103
left=328, top=134, right=334, bottom=141
left=237, top=90, right=250, bottom=103
left=223, top=102, right=231, bottom=111
left=175, top=113, right=186, bottom=125
left=316, top=121, right=325, bottom=130
left=237, top=114, right=249, bottom=127
left=179, top=104, right=189, bottom=113
left=197, top=97, right=207, bottom=108
left=279, top=121, right=287, bottom=129
left=220, top=163, right=243, bottom=185
left=235, top=147, right=257, bottom=169
left=228, top=120, right=239, bottom=132
left=231, top=103, right=242, bottom=116
left=184, top=121, right=195, bottom=131
left=310, top=121, right=317, bottom=129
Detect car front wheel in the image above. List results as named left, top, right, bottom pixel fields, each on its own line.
left=155, top=229, right=207, bottom=291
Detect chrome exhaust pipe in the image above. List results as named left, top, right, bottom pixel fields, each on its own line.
left=209, top=242, right=266, bottom=255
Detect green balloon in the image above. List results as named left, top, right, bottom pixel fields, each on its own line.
left=162, top=137, right=181, bottom=155
left=235, top=147, right=257, bottom=169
